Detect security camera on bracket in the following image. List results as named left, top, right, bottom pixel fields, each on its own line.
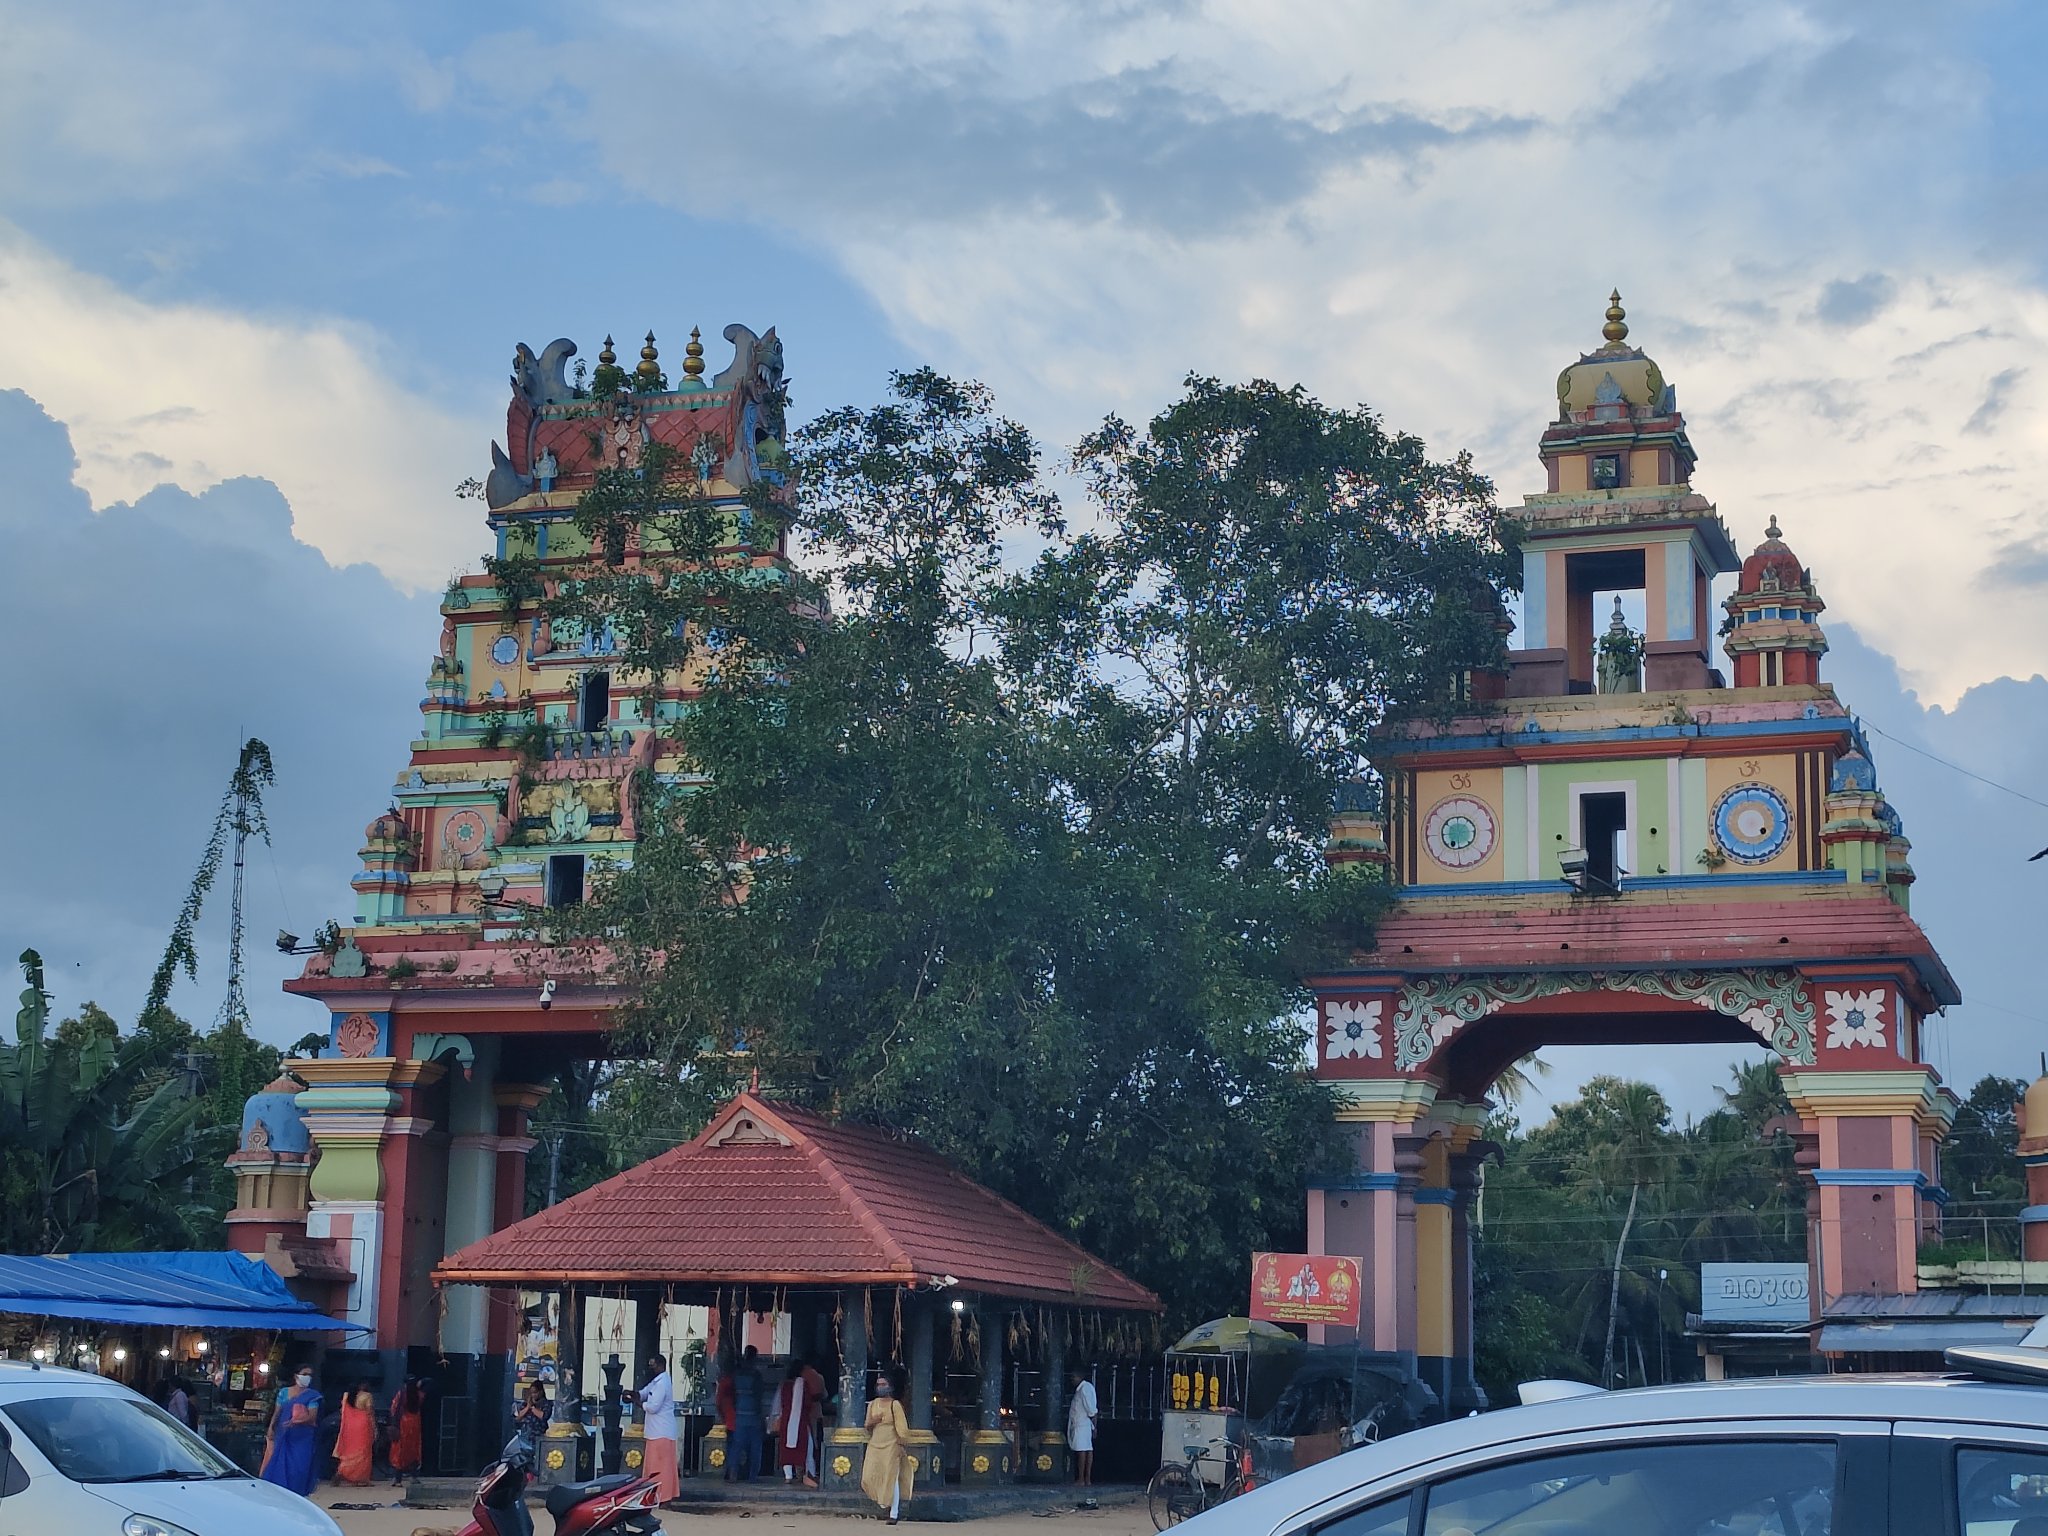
left=538, top=977, right=556, bottom=1011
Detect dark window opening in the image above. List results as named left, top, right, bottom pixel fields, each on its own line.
left=578, top=671, right=610, bottom=732
left=1582, top=792, right=1628, bottom=889
left=1592, top=454, right=1621, bottom=489
left=546, top=854, right=586, bottom=909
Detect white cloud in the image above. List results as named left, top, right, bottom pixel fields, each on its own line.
left=0, top=225, right=478, bottom=589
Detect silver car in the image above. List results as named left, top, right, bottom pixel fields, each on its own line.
left=1196, top=1346, right=2048, bottom=1535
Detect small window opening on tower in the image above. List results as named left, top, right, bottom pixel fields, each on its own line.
left=1763, top=650, right=1783, bottom=687
left=546, top=854, right=586, bottom=909
left=1581, top=792, right=1629, bottom=890
left=578, top=671, right=611, bottom=733
left=1592, top=454, right=1621, bottom=490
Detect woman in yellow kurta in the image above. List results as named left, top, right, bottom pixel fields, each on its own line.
left=861, top=1376, right=915, bottom=1524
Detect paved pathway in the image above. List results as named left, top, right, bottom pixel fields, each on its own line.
left=317, top=1486, right=1152, bottom=1535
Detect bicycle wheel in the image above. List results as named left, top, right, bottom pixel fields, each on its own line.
left=1148, top=1463, right=1206, bottom=1528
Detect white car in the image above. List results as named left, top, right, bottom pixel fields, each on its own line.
left=0, top=1362, right=341, bottom=1536
left=1189, top=1344, right=2048, bottom=1535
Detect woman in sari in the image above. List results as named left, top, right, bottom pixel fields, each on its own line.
left=390, top=1378, right=424, bottom=1485
left=259, top=1365, right=323, bottom=1497
left=860, top=1375, right=915, bottom=1526
left=333, top=1382, right=377, bottom=1485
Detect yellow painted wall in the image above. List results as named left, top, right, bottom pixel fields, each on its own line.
left=1703, top=752, right=1804, bottom=873
left=1410, top=766, right=1508, bottom=884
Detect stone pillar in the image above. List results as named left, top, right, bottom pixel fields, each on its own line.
left=962, top=1303, right=1010, bottom=1484
left=1444, top=1144, right=1490, bottom=1415
left=902, top=1298, right=943, bottom=1486
left=822, top=1290, right=868, bottom=1493
left=1304, top=1067, right=1436, bottom=1354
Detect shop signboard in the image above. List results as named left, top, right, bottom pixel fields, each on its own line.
left=1250, top=1252, right=1362, bottom=1329
left=1699, top=1263, right=1810, bottom=1323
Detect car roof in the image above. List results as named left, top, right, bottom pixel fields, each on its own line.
left=0, top=1362, right=134, bottom=1401
left=1223, top=1373, right=2048, bottom=1531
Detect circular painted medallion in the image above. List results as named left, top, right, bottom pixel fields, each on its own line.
left=1712, top=782, right=1792, bottom=864
left=443, top=808, right=490, bottom=859
left=1424, top=795, right=1496, bottom=870
left=490, top=634, right=520, bottom=666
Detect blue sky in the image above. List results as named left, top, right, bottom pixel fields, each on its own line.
left=2, top=1, right=2043, bottom=1119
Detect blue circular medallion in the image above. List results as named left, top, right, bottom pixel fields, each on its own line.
left=1712, top=782, right=1792, bottom=864
left=491, top=634, right=520, bottom=666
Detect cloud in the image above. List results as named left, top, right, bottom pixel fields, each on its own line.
left=0, top=225, right=479, bottom=589
left=0, top=388, right=435, bottom=1046
left=1963, top=365, right=2027, bottom=435
left=1815, top=274, right=1896, bottom=328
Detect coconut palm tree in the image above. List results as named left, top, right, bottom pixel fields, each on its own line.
left=1, top=951, right=212, bottom=1252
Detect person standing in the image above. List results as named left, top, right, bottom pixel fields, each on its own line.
left=1067, top=1368, right=1099, bottom=1498
left=164, top=1378, right=196, bottom=1432
left=513, top=1383, right=551, bottom=1451
left=333, top=1382, right=376, bottom=1486
left=628, top=1353, right=680, bottom=1505
left=860, top=1376, right=915, bottom=1525
left=730, top=1345, right=764, bottom=1482
left=259, top=1364, right=323, bottom=1497
left=773, top=1356, right=819, bottom=1486
left=801, top=1357, right=828, bottom=1484
left=389, top=1378, right=424, bottom=1486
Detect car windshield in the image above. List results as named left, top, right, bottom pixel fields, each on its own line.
left=3, top=1392, right=241, bottom=1484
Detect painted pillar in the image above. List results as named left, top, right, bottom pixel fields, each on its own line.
left=902, top=1299, right=943, bottom=1485
left=963, top=1302, right=1010, bottom=1484
left=1035, top=1310, right=1068, bottom=1483
left=1782, top=1058, right=1954, bottom=1307
left=488, top=1083, right=550, bottom=1355
left=823, top=1289, right=868, bottom=1493
left=2019, top=1077, right=2048, bottom=1262
left=1445, top=1135, right=1492, bottom=1414
left=441, top=1036, right=502, bottom=1360
left=1412, top=1136, right=1454, bottom=1372
left=1306, top=1078, right=1437, bottom=1354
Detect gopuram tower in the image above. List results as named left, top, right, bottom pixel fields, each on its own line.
left=1308, top=295, right=1959, bottom=1412
left=225, top=325, right=792, bottom=1421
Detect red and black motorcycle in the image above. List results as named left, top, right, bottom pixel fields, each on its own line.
left=451, top=1435, right=664, bottom=1536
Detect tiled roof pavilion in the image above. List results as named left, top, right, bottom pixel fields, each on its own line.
left=434, top=1093, right=1160, bottom=1311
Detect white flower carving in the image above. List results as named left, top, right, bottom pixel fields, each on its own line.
left=1325, top=999, right=1384, bottom=1061
left=1823, top=989, right=1887, bottom=1050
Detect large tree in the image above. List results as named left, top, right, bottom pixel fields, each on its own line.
left=566, top=369, right=1517, bottom=1320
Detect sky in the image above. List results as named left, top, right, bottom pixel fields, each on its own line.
left=1, top=0, right=2043, bottom=1124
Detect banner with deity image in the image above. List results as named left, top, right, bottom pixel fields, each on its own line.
left=1250, top=1252, right=1362, bottom=1329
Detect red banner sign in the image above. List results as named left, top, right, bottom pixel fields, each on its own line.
left=1250, top=1252, right=1362, bottom=1329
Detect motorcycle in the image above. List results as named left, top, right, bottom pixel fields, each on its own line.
left=451, top=1434, right=665, bottom=1536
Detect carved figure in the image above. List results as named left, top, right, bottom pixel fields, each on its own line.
left=534, top=445, right=559, bottom=492
left=484, top=441, right=531, bottom=509
left=512, top=338, right=580, bottom=406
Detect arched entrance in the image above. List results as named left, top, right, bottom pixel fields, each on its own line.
left=1308, top=951, right=1956, bottom=1417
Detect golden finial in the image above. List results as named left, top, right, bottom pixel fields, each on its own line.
left=1602, top=290, right=1629, bottom=344
left=682, top=326, right=706, bottom=380
left=636, top=330, right=661, bottom=383
left=598, top=334, right=617, bottom=367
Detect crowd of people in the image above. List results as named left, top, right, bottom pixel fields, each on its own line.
left=252, top=1366, right=429, bottom=1498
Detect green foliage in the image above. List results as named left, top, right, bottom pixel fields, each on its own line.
left=485, top=550, right=545, bottom=630
left=0, top=953, right=215, bottom=1252
left=384, top=956, right=420, bottom=980
left=1943, top=1074, right=2028, bottom=1253
left=565, top=368, right=1519, bottom=1322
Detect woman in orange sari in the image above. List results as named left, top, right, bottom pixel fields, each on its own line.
left=333, top=1383, right=377, bottom=1485
left=390, top=1379, right=424, bottom=1485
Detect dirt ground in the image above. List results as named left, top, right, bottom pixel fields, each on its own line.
left=316, top=1487, right=1154, bottom=1536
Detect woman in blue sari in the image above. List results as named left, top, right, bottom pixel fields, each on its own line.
left=260, top=1365, right=323, bottom=1496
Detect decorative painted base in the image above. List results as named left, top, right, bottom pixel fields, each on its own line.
left=536, top=1422, right=594, bottom=1488
left=700, top=1424, right=728, bottom=1476
left=822, top=1427, right=868, bottom=1492
left=904, top=1427, right=943, bottom=1485
left=1024, top=1430, right=1068, bottom=1483
left=622, top=1423, right=647, bottom=1475
left=960, top=1428, right=1013, bottom=1485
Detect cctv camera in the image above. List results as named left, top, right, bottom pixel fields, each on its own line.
left=538, top=978, right=556, bottom=1011
left=276, top=930, right=301, bottom=953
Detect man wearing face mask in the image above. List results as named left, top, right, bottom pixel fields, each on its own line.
left=628, top=1352, right=680, bottom=1505
left=260, top=1363, right=324, bottom=1497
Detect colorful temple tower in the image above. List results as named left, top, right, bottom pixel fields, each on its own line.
left=225, top=324, right=792, bottom=1415
left=1307, top=296, right=1960, bottom=1411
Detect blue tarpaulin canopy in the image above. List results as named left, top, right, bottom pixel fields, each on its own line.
left=0, top=1251, right=362, bottom=1333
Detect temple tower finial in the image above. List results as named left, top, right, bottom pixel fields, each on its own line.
left=636, top=331, right=661, bottom=384
left=1602, top=289, right=1628, bottom=345
left=598, top=335, right=617, bottom=367
left=683, top=326, right=706, bottom=381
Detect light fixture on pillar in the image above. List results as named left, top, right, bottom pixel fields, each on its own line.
left=950, top=1299, right=966, bottom=1315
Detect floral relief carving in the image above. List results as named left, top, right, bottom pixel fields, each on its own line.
left=1822, top=989, right=1887, bottom=1050
left=1324, top=999, right=1384, bottom=1061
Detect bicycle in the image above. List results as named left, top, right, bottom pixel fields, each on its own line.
left=1148, top=1442, right=1245, bottom=1529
